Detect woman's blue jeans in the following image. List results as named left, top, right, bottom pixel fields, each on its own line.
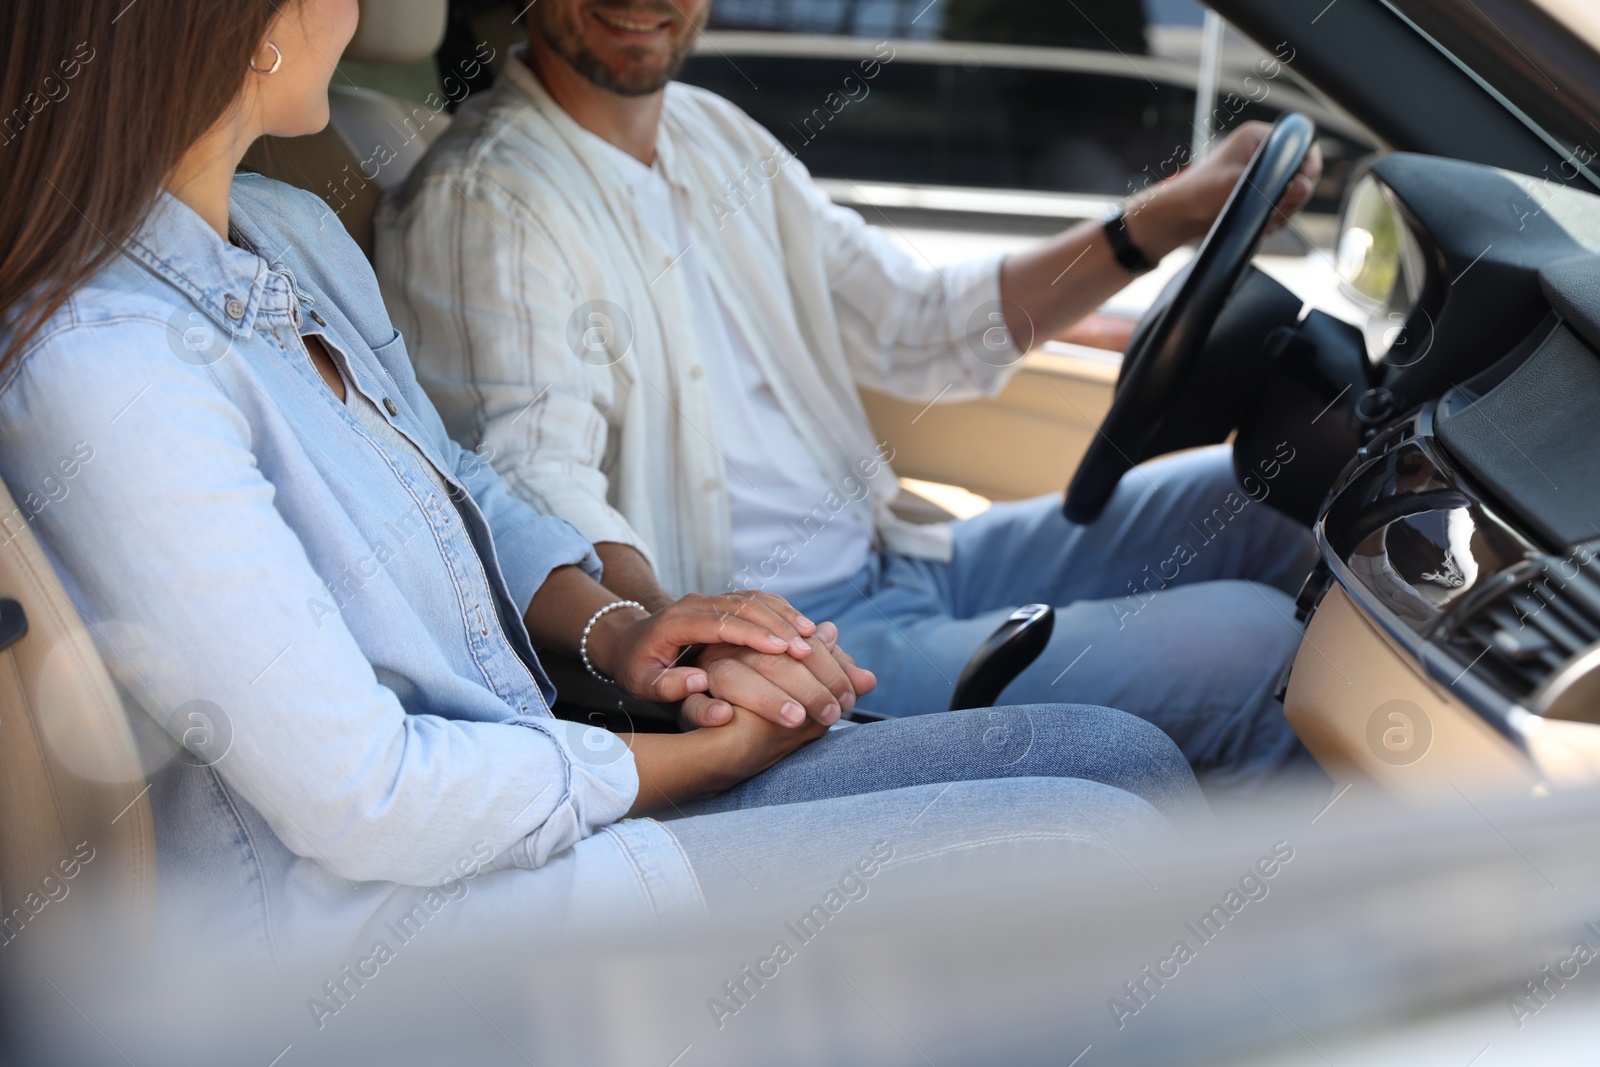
left=659, top=703, right=1207, bottom=909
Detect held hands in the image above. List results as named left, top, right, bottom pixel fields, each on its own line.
left=584, top=590, right=875, bottom=727
left=697, top=702, right=831, bottom=795
left=1128, top=120, right=1324, bottom=255
left=624, top=702, right=830, bottom=816
left=683, top=619, right=876, bottom=729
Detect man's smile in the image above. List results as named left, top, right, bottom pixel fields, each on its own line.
left=590, top=8, right=675, bottom=39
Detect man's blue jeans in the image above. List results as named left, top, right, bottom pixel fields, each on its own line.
left=789, top=446, right=1323, bottom=798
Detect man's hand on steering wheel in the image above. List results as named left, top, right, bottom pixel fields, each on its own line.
left=1062, top=112, right=1322, bottom=524
left=1128, top=121, right=1324, bottom=255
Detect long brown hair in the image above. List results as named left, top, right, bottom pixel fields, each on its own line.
left=0, top=0, right=284, bottom=367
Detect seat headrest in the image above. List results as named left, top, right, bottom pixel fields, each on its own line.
left=346, top=0, right=448, bottom=64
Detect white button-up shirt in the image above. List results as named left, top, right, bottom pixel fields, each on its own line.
left=376, top=51, right=1022, bottom=598
left=577, top=124, right=878, bottom=600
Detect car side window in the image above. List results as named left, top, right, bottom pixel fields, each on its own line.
left=681, top=0, right=1376, bottom=213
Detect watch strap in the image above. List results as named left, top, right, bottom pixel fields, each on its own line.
left=1103, top=204, right=1158, bottom=275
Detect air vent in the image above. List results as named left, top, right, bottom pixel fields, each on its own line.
left=1441, top=550, right=1600, bottom=703
left=1362, top=415, right=1417, bottom=460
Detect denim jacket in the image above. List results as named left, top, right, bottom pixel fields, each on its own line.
left=0, top=175, right=701, bottom=962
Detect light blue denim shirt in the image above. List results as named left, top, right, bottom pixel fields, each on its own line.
left=0, top=175, right=701, bottom=962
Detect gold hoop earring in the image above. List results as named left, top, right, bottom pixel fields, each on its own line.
left=250, top=41, right=283, bottom=75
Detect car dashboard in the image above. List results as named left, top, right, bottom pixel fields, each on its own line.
left=1284, top=152, right=1600, bottom=792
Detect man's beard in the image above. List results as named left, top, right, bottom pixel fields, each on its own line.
left=531, top=3, right=700, bottom=96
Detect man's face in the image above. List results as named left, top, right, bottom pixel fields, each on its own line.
left=530, top=0, right=710, bottom=96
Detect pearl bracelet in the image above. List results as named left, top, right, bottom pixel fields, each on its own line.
left=580, top=600, right=645, bottom=684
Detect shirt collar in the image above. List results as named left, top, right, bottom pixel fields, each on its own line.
left=497, top=44, right=687, bottom=195
left=580, top=124, right=659, bottom=191
left=124, top=189, right=296, bottom=338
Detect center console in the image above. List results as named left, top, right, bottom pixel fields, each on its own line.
left=1285, top=299, right=1600, bottom=791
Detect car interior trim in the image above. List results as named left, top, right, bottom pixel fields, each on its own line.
left=1283, top=582, right=1541, bottom=793
left=1218, top=0, right=1562, bottom=179
left=1386, top=0, right=1600, bottom=189
left=1378, top=0, right=1600, bottom=190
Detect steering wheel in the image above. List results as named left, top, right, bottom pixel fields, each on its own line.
left=1062, top=112, right=1317, bottom=524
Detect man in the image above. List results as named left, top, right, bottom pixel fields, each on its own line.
left=375, top=0, right=1325, bottom=796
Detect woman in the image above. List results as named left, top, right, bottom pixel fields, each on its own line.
left=0, top=0, right=1204, bottom=963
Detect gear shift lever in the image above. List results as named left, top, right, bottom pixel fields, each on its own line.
left=948, top=604, right=1056, bottom=711
left=839, top=603, right=1057, bottom=722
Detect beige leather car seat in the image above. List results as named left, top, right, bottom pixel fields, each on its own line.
left=0, top=478, right=155, bottom=949
left=244, top=0, right=451, bottom=258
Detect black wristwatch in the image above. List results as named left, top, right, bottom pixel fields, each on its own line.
left=1102, top=203, right=1158, bottom=276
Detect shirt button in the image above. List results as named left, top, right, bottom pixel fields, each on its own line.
left=702, top=477, right=719, bottom=493
left=224, top=297, right=246, bottom=321
left=383, top=397, right=399, bottom=416
left=689, top=365, right=704, bottom=380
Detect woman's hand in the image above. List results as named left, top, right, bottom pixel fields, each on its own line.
left=698, top=703, right=830, bottom=788
left=625, top=705, right=829, bottom=816
left=681, top=621, right=877, bottom=728
left=520, top=569, right=866, bottom=727
left=587, top=590, right=821, bottom=704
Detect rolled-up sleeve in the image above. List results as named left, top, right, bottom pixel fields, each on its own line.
left=0, top=325, right=633, bottom=887
left=506, top=717, right=639, bottom=870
